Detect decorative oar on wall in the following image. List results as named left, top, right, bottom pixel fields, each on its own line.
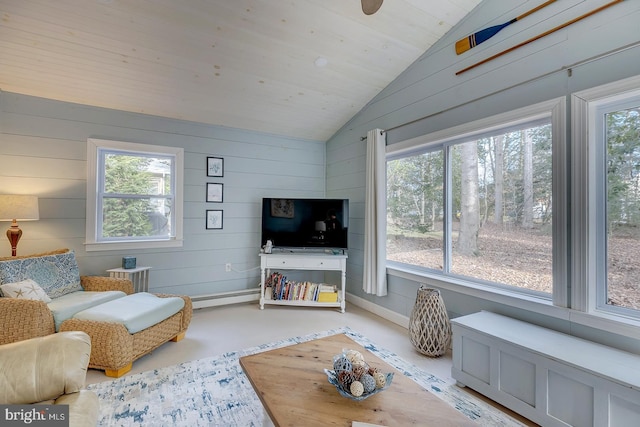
left=456, top=0, right=624, bottom=75
left=455, top=0, right=557, bottom=55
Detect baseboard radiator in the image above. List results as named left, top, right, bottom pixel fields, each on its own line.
left=451, top=311, right=640, bottom=427
left=191, top=288, right=260, bottom=309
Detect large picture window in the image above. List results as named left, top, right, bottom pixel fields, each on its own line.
left=387, top=99, right=564, bottom=298
left=86, top=139, right=184, bottom=251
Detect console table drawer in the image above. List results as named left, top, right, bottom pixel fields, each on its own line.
left=264, top=256, right=342, bottom=270
left=265, top=257, right=306, bottom=268
left=303, top=258, right=341, bottom=269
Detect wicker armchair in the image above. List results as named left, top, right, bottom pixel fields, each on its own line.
left=0, top=249, right=133, bottom=345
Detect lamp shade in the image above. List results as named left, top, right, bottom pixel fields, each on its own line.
left=0, top=195, right=40, bottom=221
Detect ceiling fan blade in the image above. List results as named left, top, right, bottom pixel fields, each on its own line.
left=361, top=0, right=383, bottom=15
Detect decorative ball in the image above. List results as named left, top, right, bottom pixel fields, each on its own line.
left=350, top=380, right=364, bottom=397
left=345, top=349, right=365, bottom=363
left=360, top=374, right=376, bottom=394
left=368, top=366, right=380, bottom=376
left=333, top=356, right=352, bottom=372
left=374, top=372, right=386, bottom=388
left=351, top=358, right=369, bottom=369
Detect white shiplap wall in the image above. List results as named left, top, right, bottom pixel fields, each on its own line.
left=326, top=0, right=640, bottom=350
left=0, top=91, right=325, bottom=297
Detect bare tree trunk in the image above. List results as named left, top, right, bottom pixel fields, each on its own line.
left=458, top=142, right=480, bottom=256
left=522, top=131, right=534, bottom=229
left=494, top=135, right=504, bottom=226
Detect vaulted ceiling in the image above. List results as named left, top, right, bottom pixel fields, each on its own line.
left=0, top=0, right=481, bottom=141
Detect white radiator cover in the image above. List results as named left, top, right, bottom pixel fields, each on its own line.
left=451, top=311, right=640, bottom=427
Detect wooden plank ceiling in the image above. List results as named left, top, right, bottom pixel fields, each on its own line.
left=0, top=0, right=480, bottom=141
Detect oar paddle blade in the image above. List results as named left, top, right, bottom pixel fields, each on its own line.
left=361, top=0, right=383, bottom=15
left=455, top=20, right=515, bottom=55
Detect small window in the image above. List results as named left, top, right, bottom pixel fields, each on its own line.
left=86, top=139, right=183, bottom=251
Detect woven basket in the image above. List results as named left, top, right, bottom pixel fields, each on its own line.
left=408, top=286, right=451, bottom=357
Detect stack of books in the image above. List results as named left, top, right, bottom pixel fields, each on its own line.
left=264, top=272, right=338, bottom=302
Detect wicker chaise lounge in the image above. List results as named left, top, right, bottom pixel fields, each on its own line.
left=0, top=249, right=192, bottom=377
left=61, top=293, right=192, bottom=377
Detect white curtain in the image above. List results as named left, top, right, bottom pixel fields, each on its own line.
left=363, top=128, right=387, bottom=296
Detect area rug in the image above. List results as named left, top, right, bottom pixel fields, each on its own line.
left=88, top=327, right=525, bottom=426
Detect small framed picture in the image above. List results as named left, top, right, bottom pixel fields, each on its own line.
left=206, top=183, right=223, bottom=203
left=207, top=157, right=224, bottom=177
left=206, top=210, right=223, bottom=229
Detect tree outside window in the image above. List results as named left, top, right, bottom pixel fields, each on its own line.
left=387, top=119, right=553, bottom=295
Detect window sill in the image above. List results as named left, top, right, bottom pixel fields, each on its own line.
left=85, top=239, right=183, bottom=252
left=387, top=263, right=564, bottom=318
left=387, top=264, right=640, bottom=341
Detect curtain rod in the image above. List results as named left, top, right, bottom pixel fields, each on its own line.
left=360, top=129, right=385, bottom=141
left=380, top=40, right=640, bottom=135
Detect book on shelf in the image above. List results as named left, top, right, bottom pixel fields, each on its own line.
left=317, top=291, right=338, bottom=303
left=265, top=272, right=338, bottom=302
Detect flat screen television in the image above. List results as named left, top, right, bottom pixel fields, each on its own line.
left=261, top=198, right=349, bottom=250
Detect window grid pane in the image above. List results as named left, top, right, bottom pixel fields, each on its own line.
left=387, top=119, right=553, bottom=295
left=97, top=149, right=176, bottom=242
left=605, top=104, right=640, bottom=312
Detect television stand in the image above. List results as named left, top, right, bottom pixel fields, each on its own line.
left=259, top=252, right=347, bottom=312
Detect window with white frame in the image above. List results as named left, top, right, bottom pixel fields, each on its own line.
left=86, top=139, right=184, bottom=251
left=387, top=98, right=565, bottom=299
left=574, top=76, right=640, bottom=319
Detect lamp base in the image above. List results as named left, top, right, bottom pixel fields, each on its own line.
left=6, top=221, right=23, bottom=257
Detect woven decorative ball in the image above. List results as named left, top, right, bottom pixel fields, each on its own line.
left=333, top=356, right=352, bottom=372
left=360, top=374, right=376, bottom=393
left=408, top=285, right=452, bottom=357
left=374, top=371, right=386, bottom=388
left=350, top=381, right=364, bottom=397
left=344, top=349, right=364, bottom=364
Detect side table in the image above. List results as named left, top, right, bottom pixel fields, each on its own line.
left=106, top=266, right=151, bottom=293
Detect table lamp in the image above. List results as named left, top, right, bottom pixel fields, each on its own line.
left=0, top=195, right=39, bottom=256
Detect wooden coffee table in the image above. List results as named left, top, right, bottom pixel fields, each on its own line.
left=239, top=333, right=476, bottom=427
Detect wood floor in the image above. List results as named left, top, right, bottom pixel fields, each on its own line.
left=85, top=302, right=537, bottom=426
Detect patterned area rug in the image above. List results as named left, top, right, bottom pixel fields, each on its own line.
left=88, top=327, right=525, bottom=426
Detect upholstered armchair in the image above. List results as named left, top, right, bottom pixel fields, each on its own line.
left=0, top=249, right=134, bottom=345
left=0, top=331, right=100, bottom=427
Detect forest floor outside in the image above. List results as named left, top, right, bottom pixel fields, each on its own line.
left=387, top=222, right=640, bottom=310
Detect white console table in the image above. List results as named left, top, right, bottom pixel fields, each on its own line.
left=259, top=252, right=347, bottom=312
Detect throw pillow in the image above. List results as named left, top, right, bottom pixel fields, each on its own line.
left=0, top=278, right=52, bottom=303
left=0, top=250, right=82, bottom=299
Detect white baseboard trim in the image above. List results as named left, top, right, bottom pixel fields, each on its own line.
left=345, top=292, right=409, bottom=330
left=192, top=288, right=260, bottom=309
left=191, top=289, right=410, bottom=332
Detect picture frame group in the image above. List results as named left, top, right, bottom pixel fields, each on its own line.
left=206, top=156, right=224, bottom=229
